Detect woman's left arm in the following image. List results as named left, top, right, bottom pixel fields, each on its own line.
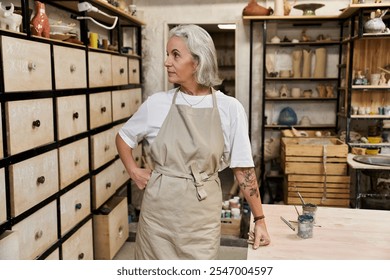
left=232, top=167, right=271, bottom=249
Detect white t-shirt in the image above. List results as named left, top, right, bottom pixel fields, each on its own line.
left=118, top=88, right=254, bottom=170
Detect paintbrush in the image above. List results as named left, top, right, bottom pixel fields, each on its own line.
left=280, top=216, right=295, bottom=231
left=294, top=205, right=300, bottom=216
left=297, top=191, right=305, bottom=205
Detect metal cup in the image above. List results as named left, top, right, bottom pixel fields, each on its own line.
left=297, top=214, right=314, bottom=239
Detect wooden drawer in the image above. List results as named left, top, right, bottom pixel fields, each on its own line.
left=89, top=91, right=112, bottom=129
left=62, top=219, right=94, bottom=260
left=112, top=88, right=142, bottom=122
left=53, top=45, right=87, bottom=90
left=129, top=88, right=142, bottom=116
left=91, top=128, right=116, bottom=170
left=45, top=248, right=59, bottom=260
left=1, top=36, right=52, bottom=92
left=58, top=138, right=89, bottom=189
left=93, top=196, right=128, bottom=260
left=112, top=89, right=132, bottom=121
left=13, top=201, right=57, bottom=260
left=56, top=95, right=87, bottom=140
left=88, top=52, right=112, bottom=88
left=113, top=159, right=130, bottom=191
left=60, top=179, right=91, bottom=236
left=133, top=143, right=143, bottom=168
left=0, top=106, right=3, bottom=158
left=9, top=150, right=59, bottom=217
left=112, top=55, right=128, bottom=86
left=128, top=58, right=140, bottom=84
left=0, top=231, right=20, bottom=260
left=6, top=98, right=54, bottom=155
left=0, top=168, right=5, bottom=224
left=92, top=161, right=119, bottom=209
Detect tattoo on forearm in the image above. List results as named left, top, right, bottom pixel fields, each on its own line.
left=238, top=169, right=259, bottom=197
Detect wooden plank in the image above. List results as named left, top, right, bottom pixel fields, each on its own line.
left=284, top=156, right=347, bottom=163
left=286, top=196, right=350, bottom=207
left=287, top=186, right=350, bottom=194
left=284, top=162, right=348, bottom=175
left=287, top=174, right=350, bottom=183
left=282, top=138, right=348, bottom=157
left=288, top=182, right=350, bottom=190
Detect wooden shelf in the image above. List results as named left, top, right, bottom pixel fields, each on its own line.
left=265, top=97, right=337, bottom=101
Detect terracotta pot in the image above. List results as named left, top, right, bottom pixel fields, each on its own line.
left=242, top=0, right=273, bottom=16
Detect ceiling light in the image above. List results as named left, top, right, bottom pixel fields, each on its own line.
left=218, top=24, right=236, bottom=30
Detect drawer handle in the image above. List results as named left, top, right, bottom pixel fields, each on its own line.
left=101, top=106, right=106, bottom=113
left=73, top=112, right=79, bottom=119
left=28, top=61, right=37, bottom=71
left=32, top=120, right=41, bottom=128
left=135, top=157, right=139, bottom=161
left=35, top=230, right=43, bottom=240
left=70, top=64, right=77, bottom=73
left=120, top=68, right=125, bottom=74
left=78, top=252, right=85, bottom=260
left=105, top=182, right=111, bottom=188
left=37, top=176, right=45, bottom=185
left=132, top=68, right=137, bottom=73
left=75, top=203, right=82, bottom=210
left=99, top=67, right=104, bottom=74
left=135, top=99, right=140, bottom=104
left=118, top=225, right=123, bottom=238
left=104, top=144, right=110, bottom=151
left=121, top=102, right=126, bottom=108
left=74, top=159, right=80, bottom=166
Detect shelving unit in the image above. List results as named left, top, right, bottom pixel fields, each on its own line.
left=244, top=16, right=343, bottom=194
left=0, top=0, right=145, bottom=259
left=338, top=3, right=390, bottom=153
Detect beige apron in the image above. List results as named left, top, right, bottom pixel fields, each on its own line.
left=135, top=88, right=224, bottom=259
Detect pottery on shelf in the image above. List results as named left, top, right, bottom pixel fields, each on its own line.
left=30, top=1, right=50, bottom=38
left=293, top=3, right=324, bottom=16
left=242, top=0, right=273, bottom=16
left=364, top=17, right=386, bottom=33
left=278, top=107, right=297, bottom=126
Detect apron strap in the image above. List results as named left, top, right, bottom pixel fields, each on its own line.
left=190, top=163, right=208, bottom=201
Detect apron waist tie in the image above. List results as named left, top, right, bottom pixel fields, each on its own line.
left=154, top=164, right=218, bottom=201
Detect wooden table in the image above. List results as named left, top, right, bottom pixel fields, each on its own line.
left=247, top=204, right=390, bottom=259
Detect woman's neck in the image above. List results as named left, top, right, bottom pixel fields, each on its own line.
left=180, top=85, right=210, bottom=96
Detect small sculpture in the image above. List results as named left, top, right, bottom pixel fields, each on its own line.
left=325, top=85, right=334, bottom=98
left=0, top=3, right=22, bottom=32
left=301, top=29, right=311, bottom=42
left=379, top=72, right=387, bottom=85
left=316, top=84, right=326, bottom=98
left=31, top=1, right=50, bottom=38
left=279, top=84, right=288, bottom=98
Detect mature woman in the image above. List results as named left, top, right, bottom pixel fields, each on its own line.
left=116, top=24, right=270, bottom=260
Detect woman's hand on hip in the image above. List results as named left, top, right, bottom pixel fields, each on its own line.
left=130, top=167, right=152, bottom=190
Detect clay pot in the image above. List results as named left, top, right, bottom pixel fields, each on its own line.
left=242, top=0, right=273, bottom=16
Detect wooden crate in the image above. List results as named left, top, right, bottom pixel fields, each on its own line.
left=282, top=137, right=348, bottom=158
left=221, top=217, right=241, bottom=237
left=284, top=174, right=351, bottom=207
left=281, top=138, right=350, bottom=207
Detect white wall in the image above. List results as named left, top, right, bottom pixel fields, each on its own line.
left=133, top=0, right=350, bottom=158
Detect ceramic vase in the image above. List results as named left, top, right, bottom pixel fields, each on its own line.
left=242, top=0, right=273, bottom=16
left=274, top=0, right=284, bottom=16
left=31, top=1, right=50, bottom=38
left=302, top=49, right=312, bottom=78
left=292, top=49, right=302, bottom=78
left=313, top=48, right=326, bottom=78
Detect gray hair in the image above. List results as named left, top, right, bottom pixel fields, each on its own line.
left=169, top=24, right=222, bottom=87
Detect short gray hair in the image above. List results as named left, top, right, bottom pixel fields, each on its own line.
left=169, top=24, right=222, bottom=87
